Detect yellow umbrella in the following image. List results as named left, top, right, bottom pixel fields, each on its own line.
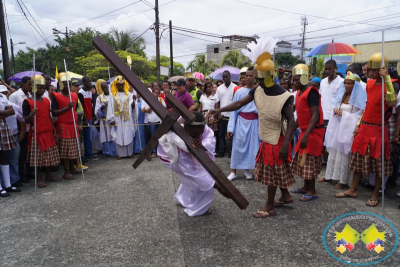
left=57, top=71, right=84, bottom=79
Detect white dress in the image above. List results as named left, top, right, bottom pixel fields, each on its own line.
left=325, top=103, right=362, bottom=185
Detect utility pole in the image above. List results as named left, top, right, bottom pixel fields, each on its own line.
left=10, top=39, right=26, bottom=74
left=52, top=27, right=71, bottom=68
left=155, top=0, right=161, bottom=82
left=0, top=0, right=11, bottom=80
left=169, top=20, right=173, bottom=77
left=300, top=15, right=307, bottom=61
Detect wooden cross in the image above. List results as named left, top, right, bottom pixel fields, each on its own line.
left=92, top=37, right=249, bottom=209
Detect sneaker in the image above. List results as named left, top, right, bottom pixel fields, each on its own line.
left=227, top=172, right=237, bottom=181
left=244, top=170, right=253, bottom=180
left=75, top=164, right=89, bottom=171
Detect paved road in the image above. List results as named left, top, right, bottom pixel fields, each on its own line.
left=1, top=156, right=399, bottom=266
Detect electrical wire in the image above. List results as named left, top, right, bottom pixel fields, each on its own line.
left=20, top=0, right=48, bottom=42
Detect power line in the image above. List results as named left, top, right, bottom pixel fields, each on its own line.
left=15, top=0, right=50, bottom=45
left=256, top=2, right=400, bottom=35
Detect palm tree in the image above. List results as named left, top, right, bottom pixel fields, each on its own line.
left=186, top=53, right=219, bottom=74
left=107, top=27, right=146, bottom=57
left=220, top=50, right=251, bottom=68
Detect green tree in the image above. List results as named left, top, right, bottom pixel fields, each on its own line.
left=307, top=57, right=325, bottom=77
left=274, top=53, right=305, bottom=68
left=186, top=53, right=219, bottom=74
left=220, top=50, right=251, bottom=68
left=104, top=27, right=146, bottom=58
left=152, top=55, right=185, bottom=76
left=76, top=50, right=156, bottom=83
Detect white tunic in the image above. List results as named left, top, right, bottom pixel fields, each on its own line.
left=95, top=94, right=113, bottom=143
left=106, top=92, right=138, bottom=147
left=157, top=125, right=216, bottom=217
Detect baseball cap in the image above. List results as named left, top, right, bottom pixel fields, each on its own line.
left=176, top=78, right=186, bottom=86
left=205, top=76, right=210, bottom=80
left=0, top=85, right=8, bottom=93
left=71, top=79, right=80, bottom=86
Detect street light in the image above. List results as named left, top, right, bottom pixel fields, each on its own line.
left=10, top=39, right=26, bottom=75
left=53, top=27, right=71, bottom=65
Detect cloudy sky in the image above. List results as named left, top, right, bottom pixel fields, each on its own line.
left=3, top=0, right=400, bottom=68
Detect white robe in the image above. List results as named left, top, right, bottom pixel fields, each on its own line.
left=95, top=94, right=113, bottom=143
left=106, top=92, right=138, bottom=153
left=157, top=125, right=216, bottom=217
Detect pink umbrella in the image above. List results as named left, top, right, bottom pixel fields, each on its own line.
left=193, top=72, right=204, bottom=80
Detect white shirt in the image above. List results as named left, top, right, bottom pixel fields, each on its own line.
left=320, top=76, right=344, bottom=120
left=6, top=102, right=24, bottom=135
left=199, top=94, right=218, bottom=111
left=9, top=88, right=31, bottom=108
left=142, top=97, right=166, bottom=123
left=43, top=90, right=50, bottom=101
left=216, top=82, right=235, bottom=117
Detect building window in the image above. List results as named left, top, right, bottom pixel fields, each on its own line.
left=214, top=47, right=219, bottom=53
left=226, top=46, right=230, bottom=50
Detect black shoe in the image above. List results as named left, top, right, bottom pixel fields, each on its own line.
left=5, top=186, right=21, bottom=192
left=12, top=181, right=23, bottom=187
left=21, top=177, right=31, bottom=183
left=360, top=182, right=374, bottom=190
left=0, top=190, right=10, bottom=197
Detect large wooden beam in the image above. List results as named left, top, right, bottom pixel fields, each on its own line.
left=92, top=36, right=249, bottom=209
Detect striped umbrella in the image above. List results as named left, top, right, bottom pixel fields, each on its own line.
left=306, top=42, right=361, bottom=57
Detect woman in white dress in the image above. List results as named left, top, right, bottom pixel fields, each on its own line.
left=322, top=72, right=367, bottom=189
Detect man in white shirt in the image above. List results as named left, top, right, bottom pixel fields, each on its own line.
left=43, top=74, right=52, bottom=101
left=9, top=76, right=32, bottom=183
left=215, top=71, right=235, bottom=158
left=319, top=60, right=344, bottom=126
left=0, top=86, right=24, bottom=187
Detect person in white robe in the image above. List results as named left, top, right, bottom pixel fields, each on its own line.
left=324, top=72, right=366, bottom=188
left=157, top=112, right=227, bottom=217
left=95, top=79, right=116, bottom=157
left=106, top=76, right=138, bottom=159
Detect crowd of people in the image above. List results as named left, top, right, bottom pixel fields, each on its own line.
left=1, top=38, right=399, bottom=220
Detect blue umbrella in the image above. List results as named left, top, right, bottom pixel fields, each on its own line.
left=209, top=66, right=240, bottom=81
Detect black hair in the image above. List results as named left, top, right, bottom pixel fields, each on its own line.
left=171, top=81, right=177, bottom=85
left=190, top=111, right=205, bottom=124
left=347, top=63, right=362, bottom=76
left=362, top=62, right=368, bottom=66
left=82, top=76, right=91, bottom=82
left=247, top=66, right=255, bottom=71
left=222, top=70, right=231, bottom=77
left=336, top=72, right=344, bottom=78
left=204, top=82, right=213, bottom=93
left=325, top=59, right=337, bottom=68
left=280, top=77, right=291, bottom=88
left=21, top=76, right=31, bottom=84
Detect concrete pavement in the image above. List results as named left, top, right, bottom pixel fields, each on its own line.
left=1, top=156, right=399, bottom=266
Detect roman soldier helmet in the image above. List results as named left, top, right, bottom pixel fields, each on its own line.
left=292, top=64, right=309, bottom=86
left=57, top=73, right=71, bottom=91
left=367, top=52, right=388, bottom=69
left=242, top=36, right=278, bottom=87
left=31, top=74, right=45, bottom=93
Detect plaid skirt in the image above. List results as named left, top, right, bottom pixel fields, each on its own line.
left=349, top=146, right=392, bottom=177
left=27, top=137, right=60, bottom=167
left=58, top=138, right=79, bottom=159
left=0, top=120, right=17, bottom=151
left=291, top=152, right=322, bottom=180
left=254, top=141, right=295, bottom=188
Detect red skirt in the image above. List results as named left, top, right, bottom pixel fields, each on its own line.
left=350, top=123, right=390, bottom=160
left=28, top=130, right=56, bottom=152
left=254, top=136, right=295, bottom=188
left=57, top=122, right=79, bottom=139
left=294, top=127, right=325, bottom=156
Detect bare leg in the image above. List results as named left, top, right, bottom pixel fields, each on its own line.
left=279, top=188, right=294, bottom=202
left=335, top=171, right=361, bottom=198
left=253, top=186, right=278, bottom=217
left=62, top=159, right=70, bottom=175
left=370, top=175, right=382, bottom=201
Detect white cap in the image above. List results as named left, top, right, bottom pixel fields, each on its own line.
left=0, top=85, right=8, bottom=93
